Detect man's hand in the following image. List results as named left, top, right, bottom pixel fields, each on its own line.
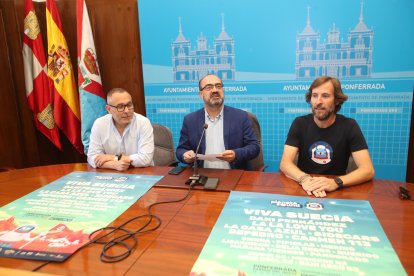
left=302, top=176, right=339, bottom=198
left=113, top=160, right=131, bottom=171
left=95, top=154, right=131, bottom=171
left=217, top=150, right=236, bottom=163
left=183, top=150, right=195, bottom=163
left=95, top=154, right=115, bottom=167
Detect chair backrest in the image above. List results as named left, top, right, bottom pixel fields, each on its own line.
left=247, top=112, right=266, bottom=171
left=346, top=155, right=357, bottom=173
left=152, top=123, right=176, bottom=166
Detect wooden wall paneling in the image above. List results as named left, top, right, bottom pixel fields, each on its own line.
left=0, top=7, right=26, bottom=168
left=88, top=0, right=146, bottom=115
left=132, top=0, right=146, bottom=115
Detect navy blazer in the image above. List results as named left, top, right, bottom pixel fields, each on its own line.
left=176, top=105, right=260, bottom=170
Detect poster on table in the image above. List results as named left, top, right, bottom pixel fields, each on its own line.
left=0, top=171, right=162, bottom=262
left=138, top=0, right=414, bottom=181
left=190, top=191, right=406, bottom=275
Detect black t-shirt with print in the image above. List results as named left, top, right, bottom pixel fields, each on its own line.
left=285, top=114, right=368, bottom=175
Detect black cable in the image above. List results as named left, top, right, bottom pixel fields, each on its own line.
left=399, top=186, right=414, bottom=201
left=92, top=185, right=193, bottom=262
left=32, top=184, right=193, bottom=271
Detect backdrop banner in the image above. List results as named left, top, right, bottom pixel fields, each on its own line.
left=190, top=191, right=406, bottom=275
left=0, top=171, right=162, bottom=262
left=138, top=0, right=414, bottom=181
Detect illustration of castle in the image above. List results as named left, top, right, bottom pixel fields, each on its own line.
left=296, top=3, right=373, bottom=79
left=171, top=14, right=235, bottom=82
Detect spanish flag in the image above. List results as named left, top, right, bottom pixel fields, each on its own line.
left=23, top=0, right=62, bottom=150
left=46, top=0, right=83, bottom=154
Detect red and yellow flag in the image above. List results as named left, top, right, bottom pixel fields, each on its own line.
left=23, top=0, right=62, bottom=150
left=46, top=0, right=83, bottom=154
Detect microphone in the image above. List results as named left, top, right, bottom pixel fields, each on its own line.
left=194, top=123, right=208, bottom=177
left=188, top=123, right=208, bottom=186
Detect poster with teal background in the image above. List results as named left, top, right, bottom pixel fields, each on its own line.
left=138, top=0, right=414, bottom=181
left=190, top=191, right=406, bottom=275
left=0, top=171, right=162, bottom=261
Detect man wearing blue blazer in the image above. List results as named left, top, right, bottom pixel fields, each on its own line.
left=176, top=74, right=260, bottom=170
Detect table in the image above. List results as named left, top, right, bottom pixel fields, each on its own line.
left=0, top=164, right=413, bottom=275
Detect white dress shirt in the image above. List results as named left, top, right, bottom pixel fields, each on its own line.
left=204, top=108, right=231, bottom=169
left=87, top=113, right=154, bottom=168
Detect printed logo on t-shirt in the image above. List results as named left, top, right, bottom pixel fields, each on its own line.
left=309, top=141, right=333, bottom=164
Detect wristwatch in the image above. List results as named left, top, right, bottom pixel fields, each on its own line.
left=334, top=177, right=344, bottom=189
left=114, top=154, right=122, bottom=161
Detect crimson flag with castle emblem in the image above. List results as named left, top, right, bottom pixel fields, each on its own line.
left=22, top=0, right=62, bottom=150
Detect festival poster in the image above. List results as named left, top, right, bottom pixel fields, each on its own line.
left=190, top=191, right=406, bottom=276
left=0, top=171, right=162, bottom=262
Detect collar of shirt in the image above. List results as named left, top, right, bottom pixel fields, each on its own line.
left=205, top=107, right=224, bottom=123
left=110, top=114, right=136, bottom=138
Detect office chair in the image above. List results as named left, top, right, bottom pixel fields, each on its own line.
left=247, top=112, right=267, bottom=171
left=346, top=155, right=357, bottom=173
left=152, top=123, right=177, bottom=166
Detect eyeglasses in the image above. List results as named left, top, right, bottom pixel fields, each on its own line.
left=108, top=102, right=134, bottom=112
left=201, top=83, right=224, bottom=92
left=399, top=186, right=413, bottom=201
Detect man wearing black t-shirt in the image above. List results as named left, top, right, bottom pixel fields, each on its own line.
left=280, top=76, right=374, bottom=198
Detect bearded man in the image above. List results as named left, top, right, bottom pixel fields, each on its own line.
left=280, top=76, right=374, bottom=197
left=176, top=74, right=259, bottom=170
